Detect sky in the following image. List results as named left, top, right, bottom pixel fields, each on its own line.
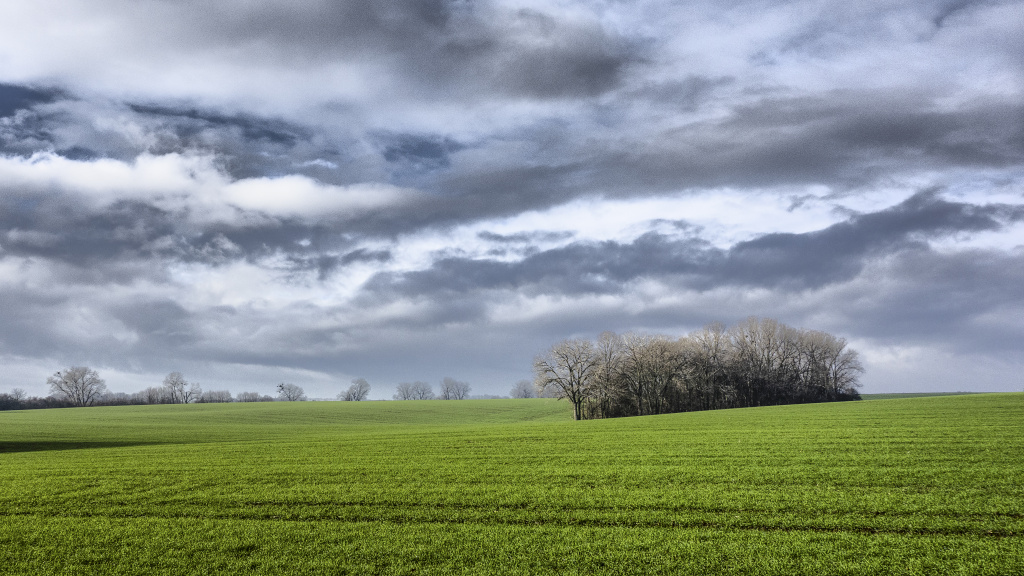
left=1, top=0, right=1022, bottom=399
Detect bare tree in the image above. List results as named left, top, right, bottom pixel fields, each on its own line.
left=198, top=390, right=233, bottom=403
left=47, top=367, right=107, bottom=407
left=237, top=391, right=273, bottom=402
left=412, top=382, right=435, bottom=400
left=393, top=381, right=434, bottom=400
left=618, top=332, right=655, bottom=416
left=339, top=378, right=371, bottom=401
left=393, top=382, right=414, bottom=400
left=10, top=388, right=26, bottom=402
left=439, top=377, right=471, bottom=400
left=0, top=392, right=22, bottom=410
left=163, top=372, right=202, bottom=404
left=276, top=382, right=307, bottom=401
left=134, top=386, right=168, bottom=404
left=534, top=338, right=599, bottom=420
left=509, top=379, right=535, bottom=398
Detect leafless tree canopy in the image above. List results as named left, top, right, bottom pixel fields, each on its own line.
left=509, top=379, right=535, bottom=399
left=237, top=391, right=274, bottom=402
left=276, top=382, right=307, bottom=401
left=47, top=366, right=107, bottom=407
left=198, top=390, right=233, bottom=403
left=393, top=381, right=434, bottom=400
left=535, top=317, right=864, bottom=420
left=439, top=377, right=471, bottom=400
left=339, top=378, right=371, bottom=401
left=162, top=371, right=202, bottom=404
left=533, top=338, right=600, bottom=420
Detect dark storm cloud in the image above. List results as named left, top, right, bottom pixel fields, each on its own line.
left=0, top=189, right=374, bottom=282
left=365, top=191, right=1023, bottom=300
left=0, top=83, right=60, bottom=117
left=835, top=247, right=1024, bottom=353
left=721, top=189, right=1023, bottom=288
left=333, top=93, right=1024, bottom=238
left=158, top=0, right=640, bottom=99
left=287, top=248, right=392, bottom=281
left=585, top=95, right=1024, bottom=196
left=130, top=104, right=305, bottom=147
left=107, top=299, right=196, bottom=349
left=379, top=133, right=464, bottom=182
left=0, top=198, right=175, bottom=268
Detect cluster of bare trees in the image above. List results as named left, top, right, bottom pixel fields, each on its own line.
left=0, top=388, right=69, bottom=410
left=393, top=377, right=471, bottom=400
left=122, top=372, right=234, bottom=405
left=0, top=367, right=280, bottom=410
left=535, top=317, right=864, bottom=420
left=338, top=378, right=371, bottom=401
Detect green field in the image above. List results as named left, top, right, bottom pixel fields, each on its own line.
left=2, top=394, right=1022, bottom=575
left=860, top=392, right=982, bottom=400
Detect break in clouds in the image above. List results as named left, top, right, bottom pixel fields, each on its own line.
left=1, top=0, right=1022, bottom=398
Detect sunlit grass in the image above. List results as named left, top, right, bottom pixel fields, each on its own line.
left=2, top=395, right=1022, bottom=574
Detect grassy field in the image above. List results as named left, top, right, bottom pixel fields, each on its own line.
left=860, top=392, right=982, bottom=400
left=1, top=394, right=1022, bottom=575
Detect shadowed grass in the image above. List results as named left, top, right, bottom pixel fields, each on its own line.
left=0, top=440, right=170, bottom=454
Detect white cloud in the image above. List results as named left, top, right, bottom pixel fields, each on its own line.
left=0, top=152, right=412, bottom=223
left=223, top=175, right=410, bottom=219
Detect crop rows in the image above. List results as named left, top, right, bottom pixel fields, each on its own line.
left=2, top=395, right=1023, bottom=574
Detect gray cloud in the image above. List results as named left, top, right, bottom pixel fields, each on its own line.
left=365, top=191, right=1023, bottom=300
left=1, top=0, right=1023, bottom=395
left=0, top=83, right=60, bottom=117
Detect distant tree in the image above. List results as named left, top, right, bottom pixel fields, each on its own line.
left=534, top=338, right=599, bottom=420
left=509, top=379, right=535, bottom=399
left=96, top=392, right=131, bottom=406
left=277, top=382, right=307, bottom=401
left=135, top=386, right=168, bottom=404
left=394, top=381, right=434, bottom=400
left=339, top=378, right=371, bottom=401
left=198, top=390, right=233, bottom=403
left=439, top=377, right=471, bottom=400
left=47, top=367, right=107, bottom=407
left=10, top=388, right=26, bottom=402
left=411, top=382, right=434, bottom=400
left=237, top=391, right=273, bottom=402
left=163, top=372, right=202, bottom=404
left=393, top=382, right=414, bottom=400
left=0, top=393, right=20, bottom=410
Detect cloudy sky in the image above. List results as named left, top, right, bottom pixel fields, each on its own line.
left=1, top=0, right=1022, bottom=399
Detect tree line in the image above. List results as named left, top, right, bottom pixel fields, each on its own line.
left=0, top=368, right=323, bottom=410
left=392, top=377, right=471, bottom=400
left=534, top=317, right=864, bottom=420
left=1, top=369, right=487, bottom=410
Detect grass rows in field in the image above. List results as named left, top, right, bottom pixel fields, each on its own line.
left=2, top=394, right=1023, bottom=575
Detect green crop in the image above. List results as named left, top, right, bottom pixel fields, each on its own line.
left=2, top=395, right=1022, bottom=575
